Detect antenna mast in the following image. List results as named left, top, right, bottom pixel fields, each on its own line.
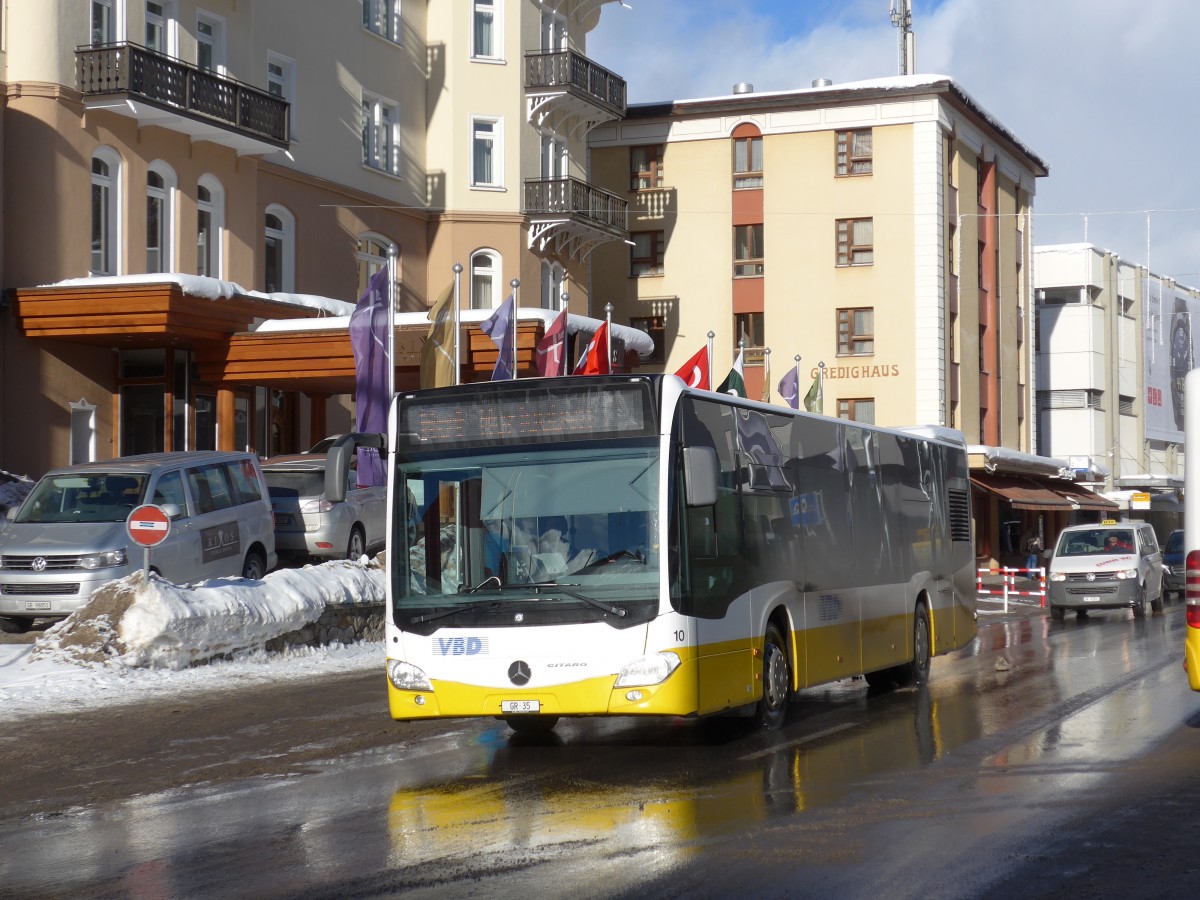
left=889, top=0, right=915, bottom=75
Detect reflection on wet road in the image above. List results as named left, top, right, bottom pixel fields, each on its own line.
left=2, top=606, right=1195, bottom=898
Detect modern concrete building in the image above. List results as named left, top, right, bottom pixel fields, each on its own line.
left=1035, top=243, right=1193, bottom=532
left=0, top=0, right=632, bottom=477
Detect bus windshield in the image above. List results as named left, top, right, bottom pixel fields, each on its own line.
left=397, top=447, right=660, bottom=616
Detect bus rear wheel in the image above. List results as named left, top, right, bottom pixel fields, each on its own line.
left=894, top=602, right=932, bottom=687
left=756, top=622, right=792, bottom=731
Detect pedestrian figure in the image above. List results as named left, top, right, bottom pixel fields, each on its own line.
left=1024, top=531, right=1043, bottom=581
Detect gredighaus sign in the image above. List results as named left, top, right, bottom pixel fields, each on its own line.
left=811, top=363, right=901, bottom=379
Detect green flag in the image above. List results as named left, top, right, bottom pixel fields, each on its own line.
left=717, top=349, right=746, bottom=397
left=803, top=371, right=823, bottom=414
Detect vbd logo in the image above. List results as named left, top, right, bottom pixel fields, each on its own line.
left=433, top=636, right=489, bottom=656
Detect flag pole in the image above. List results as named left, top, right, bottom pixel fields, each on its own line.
left=762, top=346, right=771, bottom=403
left=452, top=263, right=462, bottom=386
left=510, top=278, right=520, bottom=379
left=604, top=303, right=613, bottom=373
left=560, top=291, right=569, bottom=376
left=707, top=331, right=715, bottom=388
left=386, top=246, right=397, bottom=403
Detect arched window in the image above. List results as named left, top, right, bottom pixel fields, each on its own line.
left=146, top=160, right=176, bottom=273
left=471, top=249, right=501, bottom=310
left=196, top=175, right=225, bottom=278
left=540, top=260, right=565, bottom=310
left=357, top=233, right=397, bottom=296
left=91, top=147, right=122, bottom=276
left=263, top=204, right=295, bottom=293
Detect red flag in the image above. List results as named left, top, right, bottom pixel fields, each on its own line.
left=572, top=321, right=611, bottom=375
left=673, top=346, right=710, bottom=390
left=535, top=310, right=568, bottom=377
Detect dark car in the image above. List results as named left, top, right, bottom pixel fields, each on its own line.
left=1163, top=529, right=1184, bottom=598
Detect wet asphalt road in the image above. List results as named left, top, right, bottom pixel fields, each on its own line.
left=2, top=601, right=1199, bottom=899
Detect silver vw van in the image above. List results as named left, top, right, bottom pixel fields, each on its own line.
left=0, top=451, right=277, bottom=633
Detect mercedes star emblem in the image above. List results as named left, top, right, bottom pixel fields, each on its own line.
left=508, top=660, right=531, bottom=686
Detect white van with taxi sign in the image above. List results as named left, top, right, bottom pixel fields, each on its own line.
left=1044, top=520, right=1164, bottom=621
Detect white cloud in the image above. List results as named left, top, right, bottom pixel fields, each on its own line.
left=589, top=0, right=1200, bottom=280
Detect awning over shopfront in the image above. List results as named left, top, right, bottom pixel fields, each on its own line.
left=970, top=472, right=1118, bottom=512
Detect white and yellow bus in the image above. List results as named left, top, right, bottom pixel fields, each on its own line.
left=330, top=375, right=977, bottom=733
left=1183, top=369, right=1200, bottom=690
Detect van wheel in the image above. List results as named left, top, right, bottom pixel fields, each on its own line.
left=1050, top=606, right=1066, bottom=622
left=894, top=602, right=932, bottom=686
left=1132, top=585, right=1147, bottom=618
left=1151, top=586, right=1164, bottom=614
left=0, top=616, right=33, bottom=634
left=346, top=526, right=366, bottom=561
left=756, top=622, right=792, bottom=731
left=241, top=551, right=266, bottom=581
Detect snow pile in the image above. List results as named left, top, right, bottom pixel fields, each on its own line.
left=34, top=558, right=386, bottom=670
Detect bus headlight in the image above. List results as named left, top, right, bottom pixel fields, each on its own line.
left=615, top=651, right=681, bottom=687
left=79, top=549, right=128, bottom=570
left=387, top=659, right=433, bottom=692
left=1114, top=569, right=1140, bottom=580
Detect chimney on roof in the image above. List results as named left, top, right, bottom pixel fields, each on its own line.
left=812, top=78, right=833, bottom=87
left=733, top=82, right=754, bottom=94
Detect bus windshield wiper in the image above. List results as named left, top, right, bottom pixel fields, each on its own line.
left=410, top=599, right=501, bottom=626
left=527, top=582, right=627, bottom=618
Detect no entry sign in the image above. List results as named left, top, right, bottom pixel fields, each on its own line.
left=126, top=504, right=172, bottom=547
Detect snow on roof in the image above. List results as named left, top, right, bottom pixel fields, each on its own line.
left=41, top=274, right=355, bottom=317
left=0, top=559, right=384, bottom=723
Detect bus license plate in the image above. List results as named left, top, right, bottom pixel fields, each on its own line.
left=24, top=601, right=52, bottom=611
left=501, top=700, right=540, bottom=714
left=1083, top=596, right=1100, bottom=603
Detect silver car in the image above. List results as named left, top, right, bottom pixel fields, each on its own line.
left=262, top=455, right=385, bottom=561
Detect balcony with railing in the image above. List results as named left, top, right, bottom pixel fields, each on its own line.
left=525, top=48, right=626, bottom=134
left=76, top=43, right=289, bottom=154
left=525, top=177, right=628, bottom=260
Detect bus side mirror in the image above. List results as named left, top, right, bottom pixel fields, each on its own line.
left=684, top=446, right=719, bottom=507
left=326, top=433, right=386, bottom=503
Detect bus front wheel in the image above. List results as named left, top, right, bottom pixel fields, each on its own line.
left=894, top=602, right=932, bottom=687
left=756, top=622, right=792, bottom=731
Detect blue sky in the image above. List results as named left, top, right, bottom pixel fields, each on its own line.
left=589, top=0, right=1200, bottom=282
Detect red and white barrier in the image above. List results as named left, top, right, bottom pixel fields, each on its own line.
left=977, top=567, right=1046, bottom=613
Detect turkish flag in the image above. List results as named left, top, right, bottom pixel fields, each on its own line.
left=535, top=310, right=568, bottom=377
left=573, top=321, right=611, bottom=375
left=673, top=346, right=710, bottom=390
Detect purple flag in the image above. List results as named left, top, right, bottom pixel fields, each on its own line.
left=778, top=366, right=800, bottom=410
left=480, top=294, right=516, bottom=381
left=349, top=267, right=391, bottom=487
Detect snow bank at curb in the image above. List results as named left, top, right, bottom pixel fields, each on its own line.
left=33, top=558, right=387, bottom=670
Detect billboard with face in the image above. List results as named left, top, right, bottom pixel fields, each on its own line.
left=1144, top=280, right=1199, bottom=442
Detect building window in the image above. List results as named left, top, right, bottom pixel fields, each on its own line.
left=146, top=162, right=176, bottom=273
left=471, top=249, right=501, bottom=310
left=835, top=129, right=872, bottom=176
left=267, top=53, right=297, bottom=139
left=264, top=204, right=295, bottom=293
left=91, top=0, right=123, bottom=44
left=630, top=231, right=665, bottom=277
left=471, top=116, right=502, bottom=187
left=196, top=12, right=225, bottom=73
left=473, top=0, right=500, bottom=60
left=357, top=234, right=396, bottom=294
left=734, top=224, right=764, bottom=276
left=196, top=175, right=224, bottom=278
left=145, top=1, right=174, bottom=53
left=70, top=399, right=98, bottom=465
left=91, top=148, right=121, bottom=276
left=363, top=0, right=401, bottom=42
left=735, top=312, right=764, bottom=354
left=541, top=261, right=565, bottom=310
left=836, top=217, right=873, bottom=266
left=838, top=398, right=875, bottom=424
left=630, top=145, right=665, bottom=190
left=630, top=316, right=665, bottom=364
left=362, top=93, right=399, bottom=174
left=733, top=135, right=763, bottom=189
left=837, top=308, right=874, bottom=355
